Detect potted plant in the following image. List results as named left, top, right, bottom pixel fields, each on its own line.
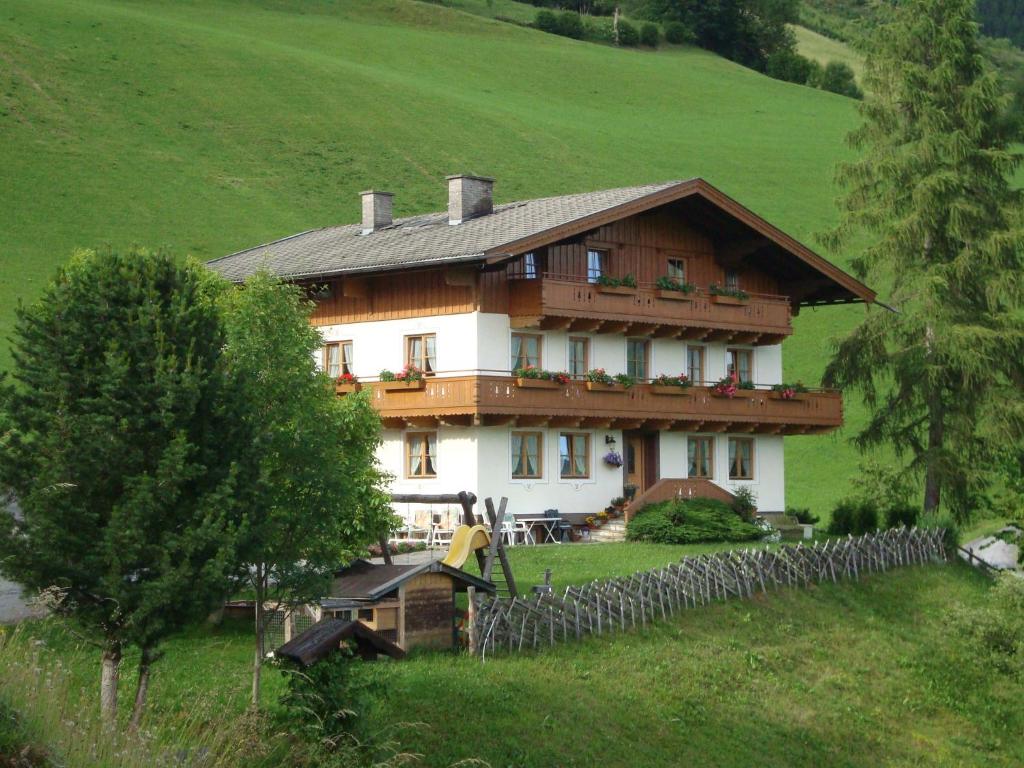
left=708, top=283, right=750, bottom=305
left=514, top=365, right=570, bottom=389
left=611, top=496, right=627, bottom=513
left=770, top=381, right=809, bottom=400
left=711, top=374, right=738, bottom=398
left=614, top=373, right=636, bottom=389
left=603, top=450, right=624, bottom=468
left=650, top=372, right=692, bottom=395
left=585, top=368, right=623, bottom=392
left=585, top=515, right=599, bottom=529
left=596, top=273, right=639, bottom=295
left=596, top=510, right=610, bottom=524
left=334, top=372, right=360, bottom=394
left=623, top=483, right=638, bottom=501
left=654, top=275, right=697, bottom=300
left=379, top=364, right=426, bottom=391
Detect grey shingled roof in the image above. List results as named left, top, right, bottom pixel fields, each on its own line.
left=207, top=181, right=682, bottom=281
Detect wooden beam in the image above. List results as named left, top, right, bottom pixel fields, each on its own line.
left=380, top=417, right=405, bottom=430
left=705, top=421, right=732, bottom=432
left=569, top=318, right=603, bottom=333
left=679, top=327, right=710, bottom=341
left=517, top=415, right=551, bottom=428
left=481, top=414, right=517, bottom=427
left=598, top=321, right=631, bottom=335
left=652, top=325, right=684, bottom=339
left=581, top=417, right=614, bottom=429
left=732, top=332, right=761, bottom=345
left=509, top=315, right=542, bottom=329
left=439, top=414, right=474, bottom=427
left=644, top=419, right=674, bottom=431
left=755, top=423, right=785, bottom=434
left=704, top=329, right=736, bottom=343
left=540, top=316, right=575, bottom=331
left=670, top=420, right=703, bottom=432
left=548, top=416, right=583, bottom=429
left=612, top=419, right=644, bottom=430
left=733, top=423, right=758, bottom=433
left=625, top=322, right=658, bottom=337
left=404, top=416, right=439, bottom=429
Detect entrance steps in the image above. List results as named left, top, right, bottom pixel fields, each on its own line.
left=590, top=519, right=627, bottom=543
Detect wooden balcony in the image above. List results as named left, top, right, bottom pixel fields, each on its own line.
left=355, top=375, right=842, bottom=435
left=507, top=277, right=792, bottom=344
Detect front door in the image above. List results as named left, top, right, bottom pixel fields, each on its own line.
left=625, top=434, right=645, bottom=493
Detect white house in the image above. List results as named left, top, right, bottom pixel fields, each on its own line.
left=209, top=175, right=873, bottom=524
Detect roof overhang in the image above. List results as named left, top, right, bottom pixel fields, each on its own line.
left=482, top=178, right=875, bottom=308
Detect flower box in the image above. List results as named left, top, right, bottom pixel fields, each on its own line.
left=769, top=390, right=807, bottom=401
left=655, top=289, right=695, bottom=301
left=585, top=381, right=623, bottom=392
left=380, top=379, right=425, bottom=392
left=515, top=377, right=561, bottom=389
left=597, top=284, right=638, bottom=296
left=711, top=389, right=754, bottom=398
left=710, top=294, right=749, bottom=306
left=650, top=386, right=691, bottom=396
left=334, top=382, right=361, bottom=394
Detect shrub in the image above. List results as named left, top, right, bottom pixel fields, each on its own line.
left=765, top=49, right=816, bottom=85
left=556, top=11, right=584, bottom=39
left=278, top=647, right=378, bottom=743
left=664, top=21, right=693, bottom=45
left=535, top=9, right=558, bottom=34
left=617, top=19, right=639, bottom=47
left=627, top=497, right=761, bottom=544
left=919, top=509, right=961, bottom=553
left=818, top=61, right=862, bottom=99
left=731, top=486, right=757, bottom=523
left=828, top=499, right=879, bottom=536
left=787, top=506, right=820, bottom=526
left=640, top=23, right=659, bottom=48
left=884, top=502, right=919, bottom=530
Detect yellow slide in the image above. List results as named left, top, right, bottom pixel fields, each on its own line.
left=441, top=524, right=491, bottom=568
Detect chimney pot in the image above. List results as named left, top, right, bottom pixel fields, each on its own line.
left=447, top=174, right=494, bottom=224
left=360, top=190, right=393, bottom=234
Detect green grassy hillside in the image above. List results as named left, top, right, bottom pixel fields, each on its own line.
left=1, top=0, right=888, bottom=512
left=4, top=560, right=1019, bottom=767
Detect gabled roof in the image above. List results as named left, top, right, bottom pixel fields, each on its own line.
left=332, top=558, right=495, bottom=601
left=275, top=618, right=406, bottom=666
left=208, top=178, right=874, bottom=306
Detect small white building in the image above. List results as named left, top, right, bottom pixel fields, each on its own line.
left=210, top=176, right=873, bottom=522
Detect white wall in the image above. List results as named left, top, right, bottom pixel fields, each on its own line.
left=659, top=432, right=785, bottom=512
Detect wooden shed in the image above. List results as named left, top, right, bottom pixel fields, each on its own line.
left=322, top=559, right=495, bottom=651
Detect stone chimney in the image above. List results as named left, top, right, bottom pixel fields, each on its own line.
left=360, top=190, right=393, bottom=234
left=447, top=174, right=494, bottom=225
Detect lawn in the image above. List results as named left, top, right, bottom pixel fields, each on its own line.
left=791, top=23, right=864, bottom=78
left=0, top=0, right=877, bottom=516
left=2, top=542, right=1019, bottom=767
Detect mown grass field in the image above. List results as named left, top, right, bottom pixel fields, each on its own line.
left=2, top=543, right=1020, bottom=767
left=791, top=23, right=864, bottom=77
left=1, top=0, right=874, bottom=515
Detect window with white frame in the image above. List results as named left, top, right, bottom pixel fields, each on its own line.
left=559, top=432, right=590, bottom=479
left=728, top=437, right=754, bottom=480
left=511, top=431, right=543, bottom=479
left=405, top=432, right=437, bottom=478
left=687, top=436, right=714, bottom=478
left=511, top=333, right=542, bottom=371
left=405, top=334, right=436, bottom=373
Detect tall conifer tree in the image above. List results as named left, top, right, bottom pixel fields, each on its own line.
left=823, top=0, right=1024, bottom=520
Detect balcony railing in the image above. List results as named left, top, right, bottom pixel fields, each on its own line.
left=507, top=275, right=792, bottom=343
left=339, top=372, right=842, bottom=434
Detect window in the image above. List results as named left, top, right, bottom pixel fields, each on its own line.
left=405, top=334, right=436, bottom=373
left=729, top=437, right=754, bottom=480
left=511, top=333, right=541, bottom=371
left=406, top=432, right=437, bottom=478
left=323, top=342, right=341, bottom=378
left=587, top=249, right=606, bottom=284
left=687, top=345, right=705, bottom=385
left=511, top=431, right=543, bottom=479
left=559, top=432, right=590, bottom=479
left=568, top=337, right=589, bottom=377
left=727, top=348, right=753, bottom=383
left=322, top=340, right=354, bottom=378
left=358, top=608, right=374, bottom=622
left=687, top=436, right=714, bottom=478
left=667, top=258, right=686, bottom=280
left=725, top=269, right=740, bottom=290
left=523, top=252, right=537, bottom=279
left=626, top=338, right=649, bottom=380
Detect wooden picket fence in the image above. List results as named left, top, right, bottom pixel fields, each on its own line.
left=472, top=527, right=947, bottom=660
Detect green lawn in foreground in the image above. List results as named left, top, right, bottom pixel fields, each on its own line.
left=3, top=549, right=1018, bottom=767
left=0, top=0, right=871, bottom=514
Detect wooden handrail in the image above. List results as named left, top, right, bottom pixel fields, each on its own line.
left=508, top=272, right=791, bottom=303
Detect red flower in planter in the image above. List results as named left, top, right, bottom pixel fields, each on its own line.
left=712, top=373, right=739, bottom=398
left=336, top=372, right=356, bottom=384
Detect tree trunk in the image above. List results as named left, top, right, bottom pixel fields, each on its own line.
left=923, top=389, right=944, bottom=515
left=129, top=648, right=155, bottom=730
left=251, top=567, right=264, bottom=709
left=100, top=644, right=122, bottom=724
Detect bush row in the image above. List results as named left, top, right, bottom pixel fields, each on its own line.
left=626, top=497, right=762, bottom=545
left=535, top=11, right=668, bottom=49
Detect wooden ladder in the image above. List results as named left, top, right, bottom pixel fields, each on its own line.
left=458, top=491, right=517, bottom=599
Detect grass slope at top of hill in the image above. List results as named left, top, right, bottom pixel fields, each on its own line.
left=0, top=0, right=940, bottom=513
left=791, top=23, right=863, bottom=77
